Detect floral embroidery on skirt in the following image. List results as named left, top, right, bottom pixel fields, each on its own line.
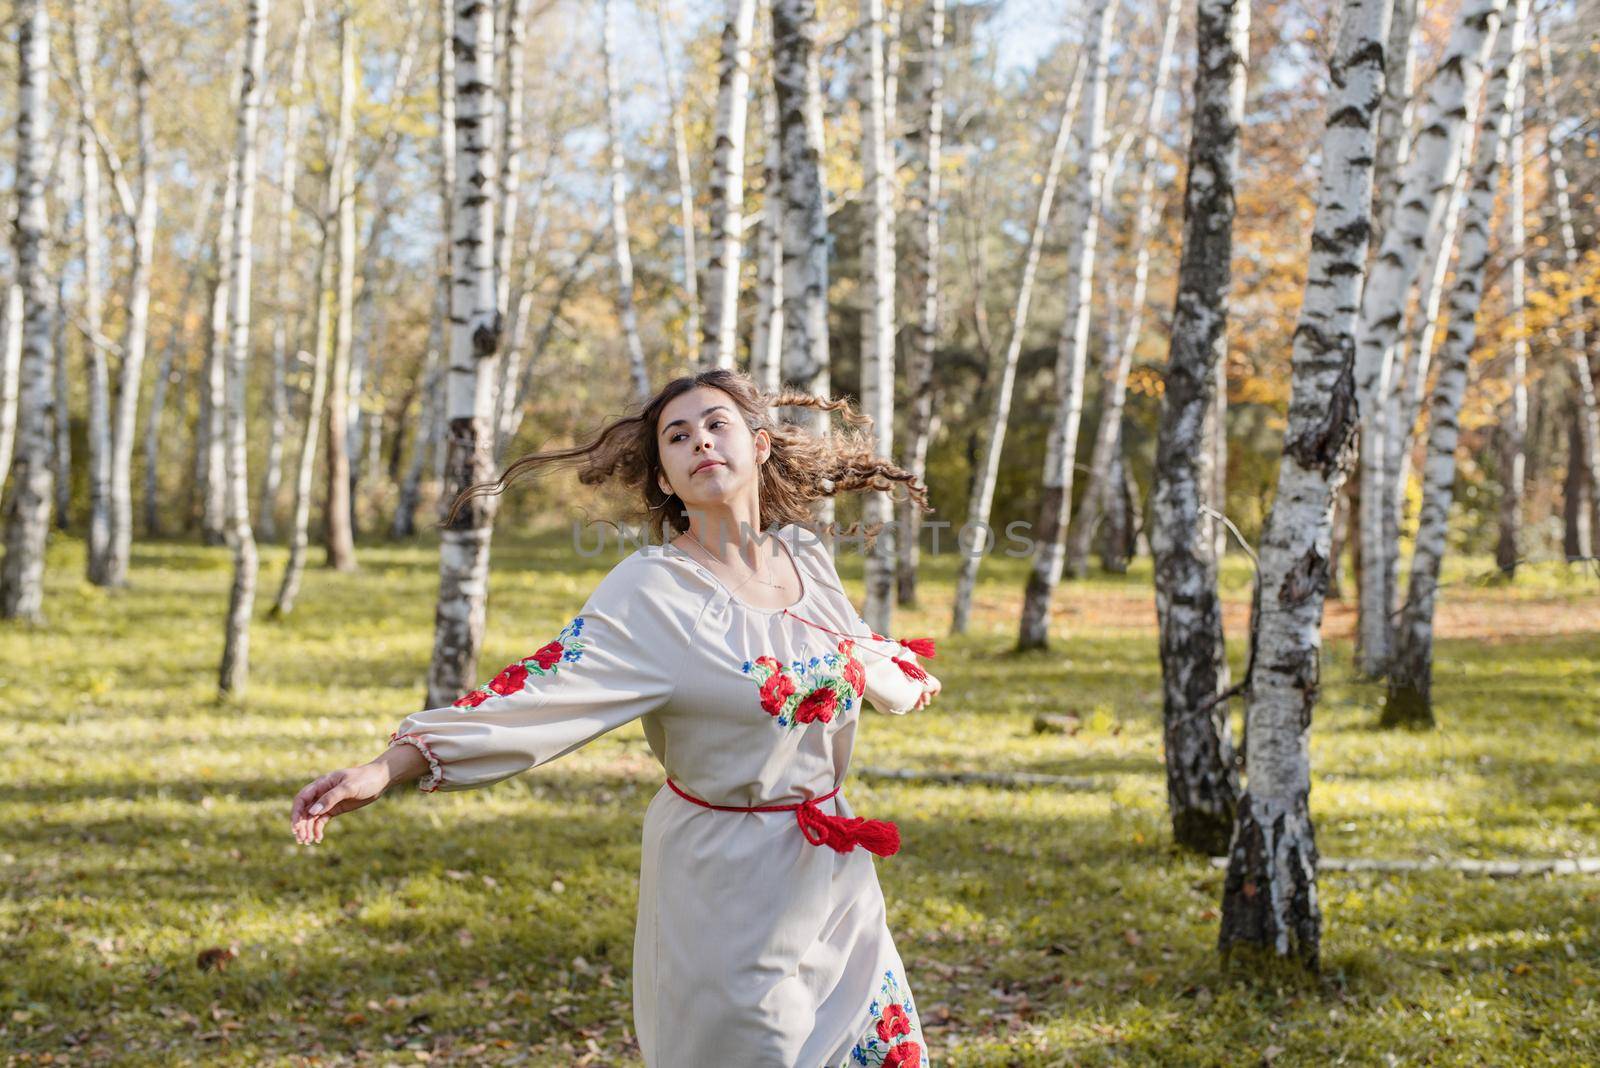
left=842, top=966, right=927, bottom=1067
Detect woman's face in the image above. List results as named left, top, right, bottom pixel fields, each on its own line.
left=655, top=386, right=768, bottom=516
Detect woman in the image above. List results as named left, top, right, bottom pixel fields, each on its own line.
left=290, top=368, right=942, bottom=1067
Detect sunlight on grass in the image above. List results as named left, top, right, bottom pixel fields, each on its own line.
left=2, top=530, right=1596, bottom=1064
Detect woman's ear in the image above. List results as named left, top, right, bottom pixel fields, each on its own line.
left=755, top=429, right=771, bottom=465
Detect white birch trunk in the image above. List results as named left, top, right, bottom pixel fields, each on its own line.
left=1351, top=0, right=1507, bottom=677
left=701, top=0, right=758, bottom=370
left=1149, top=0, right=1248, bottom=854
left=750, top=51, right=785, bottom=394
left=1495, top=81, right=1527, bottom=577
left=601, top=0, right=649, bottom=400
left=1066, top=0, right=1181, bottom=579
left=1, top=0, right=55, bottom=623
left=75, top=0, right=112, bottom=583
left=260, top=0, right=314, bottom=543
left=203, top=154, right=240, bottom=547
left=1368, top=0, right=1418, bottom=253
left=1017, top=0, right=1120, bottom=652
left=0, top=284, right=22, bottom=492
left=427, top=0, right=501, bottom=707
left=949, top=56, right=1086, bottom=634
left=652, top=1, right=703, bottom=364
left=218, top=0, right=270, bottom=695
left=103, top=21, right=159, bottom=586
left=894, top=0, right=946, bottom=608
left=1386, top=0, right=1528, bottom=727
left=1218, top=0, right=1391, bottom=966
left=1380, top=126, right=1474, bottom=639
left=771, top=0, right=831, bottom=441
left=860, top=0, right=896, bottom=634
left=494, top=0, right=528, bottom=334
left=324, top=11, right=358, bottom=571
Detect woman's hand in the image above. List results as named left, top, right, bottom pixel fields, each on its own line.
left=290, top=763, right=389, bottom=845
left=911, top=672, right=942, bottom=711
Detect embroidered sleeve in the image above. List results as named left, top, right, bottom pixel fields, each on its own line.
left=385, top=556, right=691, bottom=792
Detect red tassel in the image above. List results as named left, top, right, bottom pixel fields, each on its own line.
left=901, top=637, right=937, bottom=659
left=795, top=802, right=901, bottom=856
left=893, top=656, right=929, bottom=682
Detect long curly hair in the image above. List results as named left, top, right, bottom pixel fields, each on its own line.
left=443, top=368, right=933, bottom=544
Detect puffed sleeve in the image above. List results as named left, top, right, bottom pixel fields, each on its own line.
left=385, top=555, right=695, bottom=792
left=853, top=624, right=932, bottom=716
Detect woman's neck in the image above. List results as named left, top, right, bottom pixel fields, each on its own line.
left=681, top=506, right=767, bottom=567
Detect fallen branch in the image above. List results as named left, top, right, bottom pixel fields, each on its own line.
left=1207, top=855, right=1600, bottom=876
left=854, top=766, right=1105, bottom=791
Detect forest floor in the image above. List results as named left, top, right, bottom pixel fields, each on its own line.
left=3, top=529, right=1597, bottom=1066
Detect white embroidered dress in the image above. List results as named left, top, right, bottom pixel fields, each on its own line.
left=387, top=523, right=934, bottom=1067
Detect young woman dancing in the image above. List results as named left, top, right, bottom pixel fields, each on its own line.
left=290, top=368, right=942, bottom=1066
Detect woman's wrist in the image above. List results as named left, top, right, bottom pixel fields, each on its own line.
left=369, top=741, right=427, bottom=792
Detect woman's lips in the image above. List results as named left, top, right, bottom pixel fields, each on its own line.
left=693, top=460, right=724, bottom=474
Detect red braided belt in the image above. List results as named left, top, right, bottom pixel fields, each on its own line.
left=664, top=777, right=901, bottom=857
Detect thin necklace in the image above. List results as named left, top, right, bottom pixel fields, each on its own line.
left=683, top=525, right=786, bottom=591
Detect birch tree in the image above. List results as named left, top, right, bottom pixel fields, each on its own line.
left=750, top=44, right=784, bottom=393
left=1386, top=0, right=1529, bottom=727
left=427, top=0, right=501, bottom=707
left=0, top=285, right=22, bottom=492
left=218, top=0, right=270, bottom=695
left=1, top=0, right=55, bottom=623
left=1495, top=82, right=1528, bottom=577
left=860, top=0, right=897, bottom=633
left=1351, top=0, right=1507, bottom=677
left=895, top=0, right=945, bottom=608
left=771, top=0, right=831, bottom=444
left=950, top=57, right=1086, bottom=634
left=653, top=0, right=701, bottom=362
left=201, top=154, right=239, bottom=547
left=75, top=0, right=112, bottom=583
left=101, top=14, right=159, bottom=586
left=1066, top=0, right=1181, bottom=579
left=260, top=0, right=313, bottom=542
left=1218, top=0, right=1390, bottom=967
left=601, top=0, right=649, bottom=400
left=1017, top=0, right=1119, bottom=652
left=1149, top=0, right=1248, bottom=853
left=701, top=0, right=759, bottom=370
left=324, top=8, right=358, bottom=571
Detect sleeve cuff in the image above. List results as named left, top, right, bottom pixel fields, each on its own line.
left=388, top=731, right=444, bottom=793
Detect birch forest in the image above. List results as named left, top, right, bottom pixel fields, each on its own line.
left=4, top=0, right=1600, bottom=1060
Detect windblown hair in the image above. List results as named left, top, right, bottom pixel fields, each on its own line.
left=443, top=368, right=933, bottom=544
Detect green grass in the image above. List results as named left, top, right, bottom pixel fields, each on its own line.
left=2, top=529, right=1597, bottom=1066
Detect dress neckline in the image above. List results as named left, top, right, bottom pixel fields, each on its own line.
left=662, top=526, right=811, bottom=614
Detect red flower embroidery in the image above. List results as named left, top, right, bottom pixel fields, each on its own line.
left=883, top=1040, right=922, bottom=1068
left=838, top=641, right=866, bottom=696
left=488, top=662, right=530, bottom=695
left=760, top=670, right=797, bottom=716
left=877, top=1002, right=911, bottom=1041
left=794, top=687, right=837, bottom=724
left=531, top=640, right=564, bottom=670
left=452, top=689, right=490, bottom=708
